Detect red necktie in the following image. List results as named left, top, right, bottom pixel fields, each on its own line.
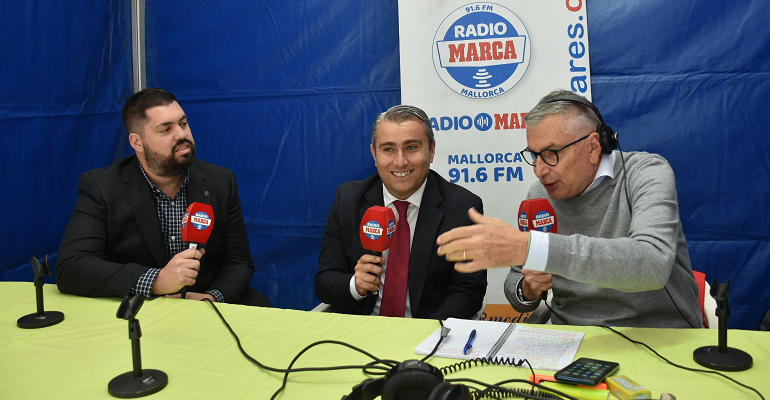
left=380, top=200, right=410, bottom=317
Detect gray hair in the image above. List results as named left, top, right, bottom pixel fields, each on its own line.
left=371, top=105, right=434, bottom=146
left=525, top=90, right=602, bottom=138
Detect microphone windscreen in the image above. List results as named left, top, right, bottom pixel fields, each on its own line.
left=181, top=202, right=215, bottom=244
left=359, top=206, right=397, bottom=253
left=517, top=198, right=557, bottom=233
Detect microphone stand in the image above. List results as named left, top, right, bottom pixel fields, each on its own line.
left=108, top=294, right=168, bottom=398
left=17, top=255, right=64, bottom=329
left=693, top=279, right=753, bottom=371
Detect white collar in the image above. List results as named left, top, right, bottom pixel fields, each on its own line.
left=582, top=151, right=616, bottom=195
left=382, top=176, right=428, bottom=208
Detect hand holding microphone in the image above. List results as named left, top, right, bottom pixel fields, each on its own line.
left=356, top=206, right=396, bottom=296
left=152, top=247, right=204, bottom=295
left=178, top=202, right=214, bottom=299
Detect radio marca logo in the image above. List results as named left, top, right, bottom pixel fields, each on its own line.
left=533, top=211, right=554, bottom=232
left=190, top=211, right=212, bottom=230
left=362, top=220, right=384, bottom=240
left=433, top=3, right=530, bottom=99
left=518, top=211, right=529, bottom=232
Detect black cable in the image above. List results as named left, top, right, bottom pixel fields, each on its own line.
left=615, top=141, right=633, bottom=213
left=662, top=284, right=699, bottom=329
left=543, top=300, right=764, bottom=400
left=600, top=325, right=764, bottom=400
left=616, top=143, right=699, bottom=329
left=270, top=341, right=398, bottom=400
left=447, top=377, right=578, bottom=400
left=492, top=378, right=579, bottom=400
left=420, top=319, right=447, bottom=362
left=521, top=359, right=536, bottom=391
left=202, top=299, right=393, bottom=398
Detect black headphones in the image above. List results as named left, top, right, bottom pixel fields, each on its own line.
left=342, top=360, right=472, bottom=400
left=538, top=93, right=618, bottom=154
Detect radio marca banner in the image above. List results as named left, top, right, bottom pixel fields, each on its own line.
left=398, top=1, right=591, bottom=319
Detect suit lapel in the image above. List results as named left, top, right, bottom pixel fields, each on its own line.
left=408, top=173, right=444, bottom=315
left=122, top=160, right=166, bottom=268
left=187, top=161, right=212, bottom=206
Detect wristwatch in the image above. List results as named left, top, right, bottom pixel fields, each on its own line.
left=516, top=276, right=538, bottom=305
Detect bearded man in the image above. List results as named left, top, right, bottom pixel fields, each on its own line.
left=56, top=88, right=270, bottom=306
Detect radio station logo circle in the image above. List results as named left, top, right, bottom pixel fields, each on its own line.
left=190, top=211, right=212, bottom=230
left=533, top=211, right=554, bottom=232
left=432, top=3, right=530, bottom=99
left=387, top=220, right=396, bottom=239
left=518, top=211, right=529, bottom=232
left=474, top=112, right=493, bottom=131
left=362, top=220, right=384, bottom=240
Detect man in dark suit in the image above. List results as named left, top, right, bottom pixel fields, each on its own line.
left=315, top=105, right=486, bottom=319
left=56, top=88, right=269, bottom=306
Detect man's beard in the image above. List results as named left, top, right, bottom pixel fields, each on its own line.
left=143, top=139, right=196, bottom=177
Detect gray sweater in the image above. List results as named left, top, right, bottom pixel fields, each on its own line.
left=504, top=151, right=703, bottom=328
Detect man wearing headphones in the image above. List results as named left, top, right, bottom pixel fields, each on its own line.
left=437, top=89, right=703, bottom=328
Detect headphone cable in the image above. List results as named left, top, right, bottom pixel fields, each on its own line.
left=202, top=299, right=394, bottom=399
left=615, top=142, right=700, bottom=329
left=543, top=300, right=764, bottom=399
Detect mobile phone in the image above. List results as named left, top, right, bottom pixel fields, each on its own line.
left=554, top=358, right=619, bottom=386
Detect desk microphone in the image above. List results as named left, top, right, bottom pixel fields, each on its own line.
left=518, top=198, right=557, bottom=302
left=693, top=279, right=753, bottom=371
left=17, top=255, right=65, bottom=329
left=108, top=294, right=168, bottom=398
left=179, top=202, right=214, bottom=298
left=517, top=198, right=558, bottom=233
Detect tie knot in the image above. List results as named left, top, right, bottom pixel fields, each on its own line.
left=394, top=200, right=410, bottom=218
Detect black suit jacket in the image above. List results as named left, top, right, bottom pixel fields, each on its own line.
left=56, top=156, right=254, bottom=303
left=315, top=170, right=487, bottom=319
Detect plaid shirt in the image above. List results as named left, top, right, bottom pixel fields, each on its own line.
left=132, top=161, right=224, bottom=302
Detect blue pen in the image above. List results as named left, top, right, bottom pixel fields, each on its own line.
left=463, top=329, right=476, bottom=355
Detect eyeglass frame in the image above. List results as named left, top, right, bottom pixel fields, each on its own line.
left=519, top=134, right=591, bottom=167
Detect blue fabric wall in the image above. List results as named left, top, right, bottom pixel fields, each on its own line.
left=0, top=0, right=132, bottom=281
left=1, top=0, right=768, bottom=329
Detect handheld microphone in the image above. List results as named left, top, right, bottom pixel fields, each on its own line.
left=518, top=198, right=557, bottom=302
left=359, top=206, right=396, bottom=296
left=179, top=202, right=215, bottom=298
left=181, top=202, right=215, bottom=248
left=517, top=198, right=558, bottom=233
left=359, top=206, right=397, bottom=256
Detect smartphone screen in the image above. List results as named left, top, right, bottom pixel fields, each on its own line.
left=554, top=358, right=619, bottom=386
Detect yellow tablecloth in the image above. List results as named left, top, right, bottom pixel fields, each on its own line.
left=1, top=282, right=767, bottom=399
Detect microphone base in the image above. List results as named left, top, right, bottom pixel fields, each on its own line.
left=108, top=369, right=168, bottom=398
left=693, top=345, right=753, bottom=371
left=17, top=311, right=64, bottom=329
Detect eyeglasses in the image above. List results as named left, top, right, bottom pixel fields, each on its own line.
left=519, top=134, right=590, bottom=167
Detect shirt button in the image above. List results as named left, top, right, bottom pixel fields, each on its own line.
left=170, top=201, right=175, bottom=205
left=171, top=236, right=176, bottom=240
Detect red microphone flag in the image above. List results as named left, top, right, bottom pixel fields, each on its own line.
left=359, top=206, right=397, bottom=255
left=181, top=202, right=215, bottom=249
left=517, top=198, right=558, bottom=233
